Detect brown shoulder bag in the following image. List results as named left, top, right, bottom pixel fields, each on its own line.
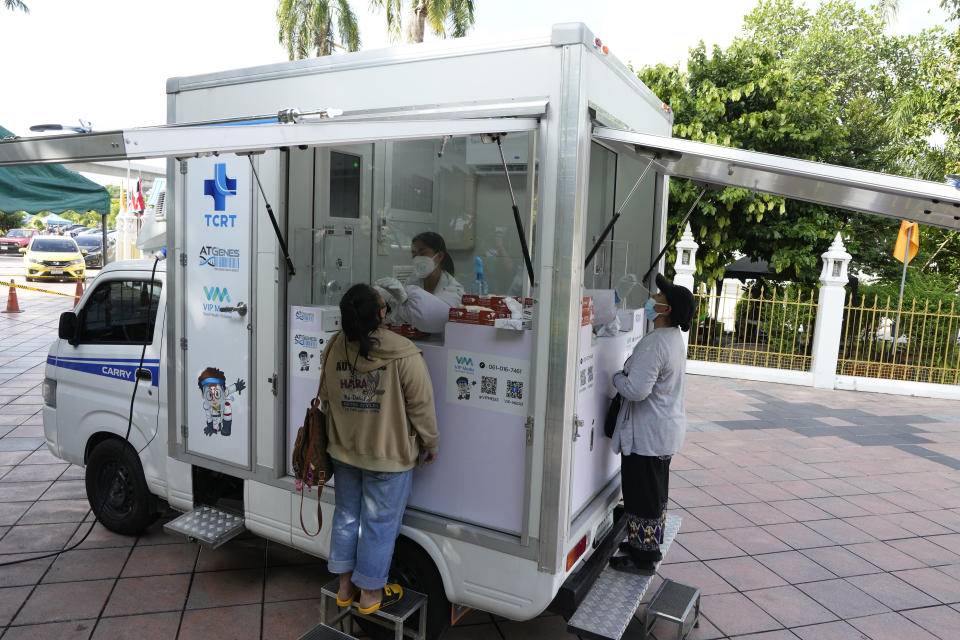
left=291, top=332, right=338, bottom=536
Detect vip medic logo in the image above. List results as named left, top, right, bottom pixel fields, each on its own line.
left=198, top=245, right=240, bottom=271
left=453, top=354, right=475, bottom=375
left=201, top=286, right=231, bottom=314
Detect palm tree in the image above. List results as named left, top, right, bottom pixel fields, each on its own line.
left=370, top=0, right=475, bottom=44
left=276, top=0, right=360, bottom=60
left=3, top=0, right=29, bottom=14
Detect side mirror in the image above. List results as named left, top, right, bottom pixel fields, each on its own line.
left=80, top=250, right=88, bottom=255
left=58, top=312, right=79, bottom=345
left=18, top=247, right=26, bottom=254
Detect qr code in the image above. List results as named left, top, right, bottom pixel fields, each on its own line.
left=481, top=376, right=497, bottom=395
left=506, top=380, right=523, bottom=400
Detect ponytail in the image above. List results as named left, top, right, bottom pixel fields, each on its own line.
left=339, top=284, right=381, bottom=359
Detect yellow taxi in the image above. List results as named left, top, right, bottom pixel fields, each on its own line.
left=21, top=235, right=87, bottom=282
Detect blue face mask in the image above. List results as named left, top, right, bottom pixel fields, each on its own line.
left=644, top=298, right=660, bottom=320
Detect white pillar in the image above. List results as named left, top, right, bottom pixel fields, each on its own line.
left=673, top=223, right=698, bottom=349
left=811, top=233, right=852, bottom=389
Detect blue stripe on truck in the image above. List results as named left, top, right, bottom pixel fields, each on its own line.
left=47, top=355, right=160, bottom=387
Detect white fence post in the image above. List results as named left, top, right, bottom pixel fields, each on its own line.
left=811, top=233, right=851, bottom=389
left=673, top=223, right=698, bottom=350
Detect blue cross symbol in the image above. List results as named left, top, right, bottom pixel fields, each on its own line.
left=203, top=163, right=237, bottom=211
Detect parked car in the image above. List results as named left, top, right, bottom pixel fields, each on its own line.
left=68, top=226, right=90, bottom=237
left=75, top=233, right=115, bottom=268
left=22, top=235, right=86, bottom=281
left=0, top=228, right=39, bottom=254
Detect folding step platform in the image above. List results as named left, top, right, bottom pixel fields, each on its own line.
left=162, top=505, right=246, bottom=549
left=567, top=514, right=681, bottom=640
left=318, top=577, right=428, bottom=640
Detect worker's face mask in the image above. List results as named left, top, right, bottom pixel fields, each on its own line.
left=412, top=254, right=437, bottom=279
left=644, top=298, right=661, bottom=320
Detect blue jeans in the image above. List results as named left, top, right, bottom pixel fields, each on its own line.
left=327, top=458, right=414, bottom=590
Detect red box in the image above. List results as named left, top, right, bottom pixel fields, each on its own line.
left=448, top=307, right=499, bottom=326
left=386, top=324, right=428, bottom=339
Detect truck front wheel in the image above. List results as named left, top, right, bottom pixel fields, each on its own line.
left=85, top=439, right=157, bottom=535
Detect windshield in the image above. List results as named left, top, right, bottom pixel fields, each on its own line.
left=75, top=236, right=102, bottom=248
left=31, top=238, right=79, bottom=252
left=5, top=229, right=30, bottom=238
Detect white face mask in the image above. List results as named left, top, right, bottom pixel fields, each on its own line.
left=412, top=255, right=437, bottom=279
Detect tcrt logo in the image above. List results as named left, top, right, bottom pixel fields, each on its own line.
left=203, top=163, right=237, bottom=211
left=202, top=286, right=231, bottom=314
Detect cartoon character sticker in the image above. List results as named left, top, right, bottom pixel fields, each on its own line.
left=197, top=367, right=246, bottom=436
left=456, top=376, right=472, bottom=400
left=298, top=350, right=314, bottom=371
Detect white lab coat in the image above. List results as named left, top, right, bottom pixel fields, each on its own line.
left=395, top=271, right=465, bottom=333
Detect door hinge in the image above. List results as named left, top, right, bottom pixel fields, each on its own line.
left=573, top=415, right=584, bottom=442
left=180, top=253, right=188, bottom=267
left=180, top=337, right=188, bottom=350
left=268, top=373, right=278, bottom=396
left=179, top=160, right=188, bottom=174
left=524, top=416, right=534, bottom=446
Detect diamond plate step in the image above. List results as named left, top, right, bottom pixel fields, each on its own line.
left=567, top=514, right=681, bottom=640
left=163, top=505, right=245, bottom=549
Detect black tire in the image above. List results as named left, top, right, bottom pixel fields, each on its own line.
left=355, top=537, right=451, bottom=640
left=85, top=438, right=157, bottom=535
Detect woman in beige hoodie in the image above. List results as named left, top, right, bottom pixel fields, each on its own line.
left=319, top=284, right=439, bottom=614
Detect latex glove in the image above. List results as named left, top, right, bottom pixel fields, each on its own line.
left=375, top=277, right=408, bottom=304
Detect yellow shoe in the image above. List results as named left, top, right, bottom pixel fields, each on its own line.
left=357, top=583, right=403, bottom=614
left=336, top=587, right=359, bottom=607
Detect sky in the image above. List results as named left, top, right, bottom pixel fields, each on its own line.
left=0, top=0, right=949, bottom=183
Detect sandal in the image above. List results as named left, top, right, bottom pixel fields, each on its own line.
left=609, top=554, right=656, bottom=575
left=617, top=541, right=663, bottom=562
left=357, top=583, right=404, bottom=615
left=336, top=586, right=360, bottom=607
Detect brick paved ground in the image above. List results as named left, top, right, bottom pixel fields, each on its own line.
left=2, top=274, right=960, bottom=639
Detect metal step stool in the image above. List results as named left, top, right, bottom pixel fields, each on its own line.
left=317, top=577, right=427, bottom=640
left=567, top=514, right=681, bottom=640
left=296, top=623, right=357, bottom=640
left=640, top=579, right=700, bottom=640
left=162, top=505, right=245, bottom=549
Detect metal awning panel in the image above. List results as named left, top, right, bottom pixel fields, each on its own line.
left=593, top=127, right=960, bottom=230
left=0, top=117, right=541, bottom=167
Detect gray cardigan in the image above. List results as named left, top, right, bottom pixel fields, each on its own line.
left=610, top=326, right=687, bottom=456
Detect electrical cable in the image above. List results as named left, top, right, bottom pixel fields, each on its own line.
left=0, top=255, right=162, bottom=567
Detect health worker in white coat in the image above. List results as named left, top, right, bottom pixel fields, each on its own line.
left=375, top=231, right=465, bottom=333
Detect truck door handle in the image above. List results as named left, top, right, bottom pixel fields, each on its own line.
left=218, top=301, right=248, bottom=317
left=136, top=368, right=152, bottom=381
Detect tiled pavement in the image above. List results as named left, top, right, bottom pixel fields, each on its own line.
left=3, top=281, right=960, bottom=639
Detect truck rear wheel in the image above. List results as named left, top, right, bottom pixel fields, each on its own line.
left=85, top=438, right=157, bottom=535
left=354, top=537, right=451, bottom=640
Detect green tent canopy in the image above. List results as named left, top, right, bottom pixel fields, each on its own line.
left=0, top=125, right=111, bottom=216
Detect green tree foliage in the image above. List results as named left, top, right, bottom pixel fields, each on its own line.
left=370, top=0, right=475, bottom=43
left=276, top=0, right=360, bottom=60
left=0, top=211, right=24, bottom=233
left=3, top=0, right=28, bottom=14
left=639, top=0, right=954, bottom=287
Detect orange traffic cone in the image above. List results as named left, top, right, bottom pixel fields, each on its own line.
left=73, top=277, right=84, bottom=309
left=2, top=279, right=22, bottom=314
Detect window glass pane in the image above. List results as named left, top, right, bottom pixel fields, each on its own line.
left=77, top=280, right=162, bottom=344
left=377, top=133, right=535, bottom=297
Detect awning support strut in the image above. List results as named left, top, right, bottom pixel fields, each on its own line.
left=641, top=185, right=707, bottom=284
left=492, top=135, right=536, bottom=287
left=247, top=156, right=296, bottom=277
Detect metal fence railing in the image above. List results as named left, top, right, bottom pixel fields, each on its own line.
left=687, top=286, right=818, bottom=372
left=837, top=294, right=960, bottom=384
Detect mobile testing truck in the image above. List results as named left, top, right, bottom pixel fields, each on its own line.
left=3, top=22, right=959, bottom=640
